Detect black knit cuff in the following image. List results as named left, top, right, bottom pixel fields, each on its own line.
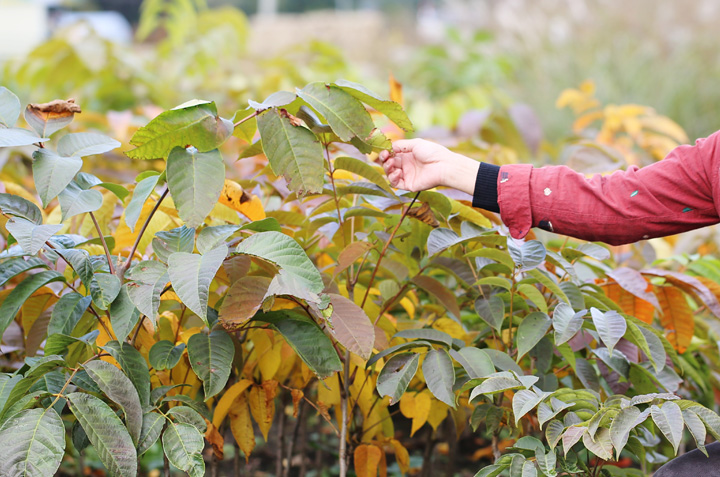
left=471, top=162, right=500, bottom=213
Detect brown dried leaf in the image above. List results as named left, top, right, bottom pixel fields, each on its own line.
left=219, top=276, right=272, bottom=331
left=405, top=202, right=438, bottom=228
left=290, top=389, right=304, bottom=418
left=204, top=421, right=225, bottom=459
left=326, top=293, right=375, bottom=360
left=28, top=98, right=82, bottom=116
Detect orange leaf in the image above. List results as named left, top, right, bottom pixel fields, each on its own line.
left=655, top=286, right=694, bottom=353
left=204, top=422, right=224, bottom=459
left=218, top=179, right=266, bottom=221
left=229, top=392, right=255, bottom=461
left=291, top=389, right=304, bottom=418
left=601, top=282, right=655, bottom=324
left=607, top=268, right=660, bottom=310
left=389, top=74, right=403, bottom=106
left=219, top=276, right=272, bottom=331
left=354, top=444, right=382, bottom=477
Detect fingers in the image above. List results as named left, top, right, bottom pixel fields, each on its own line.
left=391, top=138, right=421, bottom=155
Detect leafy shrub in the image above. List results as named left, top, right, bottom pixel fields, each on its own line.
left=1, top=76, right=720, bottom=477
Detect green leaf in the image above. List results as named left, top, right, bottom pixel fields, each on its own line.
left=48, top=292, right=91, bottom=336
left=546, top=420, right=565, bottom=449
left=162, top=422, right=205, bottom=477
left=482, top=349, right=524, bottom=374
left=239, top=217, right=282, bottom=233
left=626, top=321, right=666, bottom=373
left=126, top=261, right=169, bottom=321
left=149, top=340, right=186, bottom=371
left=127, top=100, right=233, bottom=160
left=466, top=248, right=515, bottom=269
left=681, top=409, right=707, bottom=456
left=32, top=149, right=82, bottom=207
left=516, top=312, right=551, bottom=360
left=161, top=395, right=211, bottom=421
left=297, top=82, right=374, bottom=144
left=109, top=286, right=141, bottom=343
left=450, top=347, right=495, bottom=379
left=562, top=426, right=586, bottom=456
left=0, top=193, right=43, bottom=224
left=609, top=406, right=640, bottom=458
left=552, top=303, right=585, bottom=346
left=0, top=270, right=64, bottom=336
left=592, top=347, right=630, bottom=377
left=236, top=231, right=324, bottom=296
left=101, top=341, right=151, bottom=407
left=394, top=328, right=453, bottom=348
left=333, top=79, right=413, bottom=131
left=55, top=248, right=93, bottom=287
left=125, top=174, right=161, bottom=233
left=590, top=308, right=627, bottom=356
left=470, top=373, right=522, bottom=401
left=376, top=353, right=420, bottom=404
left=57, top=132, right=120, bottom=157
left=582, top=427, right=613, bottom=461
left=0, top=407, right=65, bottom=477
left=166, top=406, right=207, bottom=433
left=5, top=218, right=62, bottom=255
left=526, top=269, right=570, bottom=304
left=167, top=146, right=225, bottom=228
left=512, top=389, right=544, bottom=425
left=44, top=330, right=99, bottom=356
left=67, top=392, right=137, bottom=477
left=0, top=128, right=47, bottom=147
left=651, top=402, right=684, bottom=453
left=326, top=294, right=374, bottom=360
left=138, top=412, right=166, bottom=456
left=686, top=405, right=720, bottom=441
left=168, top=245, right=227, bottom=322
left=84, top=360, right=143, bottom=444
left=0, top=87, right=21, bottom=127
left=248, top=91, right=296, bottom=111
left=57, top=181, right=103, bottom=221
left=333, top=156, right=392, bottom=192
left=187, top=330, right=235, bottom=400
left=257, top=107, right=324, bottom=195
left=423, top=348, right=456, bottom=408
left=255, top=310, right=342, bottom=379
left=474, top=464, right=505, bottom=477
left=475, top=295, right=505, bottom=333
left=25, top=103, right=76, bottom=137
left=153, top=225, right=195, bottom=263
left=508, top=239, right=546, bottom=271
left=0, top=375, right=22, bottom=413
left=197, top=225, right=239, bottom=255
left=0, top=256, right=46, bottom=287
left=367, top=341, right=434, bottom=368
left=90, top=273, right=121, bottom=310
left=574, top=358, right=600, bottom=392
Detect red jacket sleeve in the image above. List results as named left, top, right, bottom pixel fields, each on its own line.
left=497, top=131, right=720, bottom=245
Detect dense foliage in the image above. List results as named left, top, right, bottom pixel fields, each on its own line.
left=2, top=3, right=720, bottom=477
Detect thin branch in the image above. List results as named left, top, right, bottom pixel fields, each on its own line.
left=120, top=187, right=169, bottom=278
left=234, top=110, right=260, bottom=129
left=361, top=192, right=420, bottom=309
left=131, top=315, right=146, bottom=346
left=89, top=211, right=115, bottom=275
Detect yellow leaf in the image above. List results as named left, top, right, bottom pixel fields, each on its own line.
left=21, top=291, right=56, bottom=336
left=229, top=391, right=255, bottom=461
left=157, top=311, right=179, bottom=342
left=426, top=398, right=448, bottom=431
left=450, top=199, right=491, bottom=228
left=400, top=391, right=430, bottom=437
left=259, top=339, right=283, bottom=382
left=273, top=340, right=297, bottom=383
left=655, top=285, right=694, bottom=353
left=249, top=383, right=275, bottom=441
left=354, top=444, right=382, bottom=477
left=212, top=379, right=254, bottom=428
left=390, top=439, right=410, bottom=474
left=179, top=326, right=204, bottom=345
left=113, top=199, right=173, bottom=255
left=218, top=179, right=266, bottom=221
left=432, top=317, right=466, bottom=341
left=318, top=374, right=341, bottom=408
left=208, top=201, right=242, bottom=225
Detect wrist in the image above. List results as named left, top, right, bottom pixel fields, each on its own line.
left=440, top=152, right=480, bottom=195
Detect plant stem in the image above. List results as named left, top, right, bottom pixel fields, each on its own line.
left=325, top=141, right=347, bottom=248
left=361, top=192, right=420, bottom=309
left=131, top=315, right=146, bottom=346
left=276, top=391, right=287, bottom=477
left=120, top=187, right=169, bottom=279
left=89, top=211, right=115, bottom=275
left=338, top=349, right=351, bottom=477
left=233, top=111, right=259, bottom=129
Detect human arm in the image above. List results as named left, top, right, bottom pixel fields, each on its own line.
left=379, top=133, right=720, bottom=245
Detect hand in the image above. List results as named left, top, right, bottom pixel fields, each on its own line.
left=378, top=139, right=479, bottom=195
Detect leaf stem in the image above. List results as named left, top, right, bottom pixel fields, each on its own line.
left=89, top=211, right=115, bottom=275
left=120, top=187, right=169, bottom=279
left=339, top=349, right=351, bottom=477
